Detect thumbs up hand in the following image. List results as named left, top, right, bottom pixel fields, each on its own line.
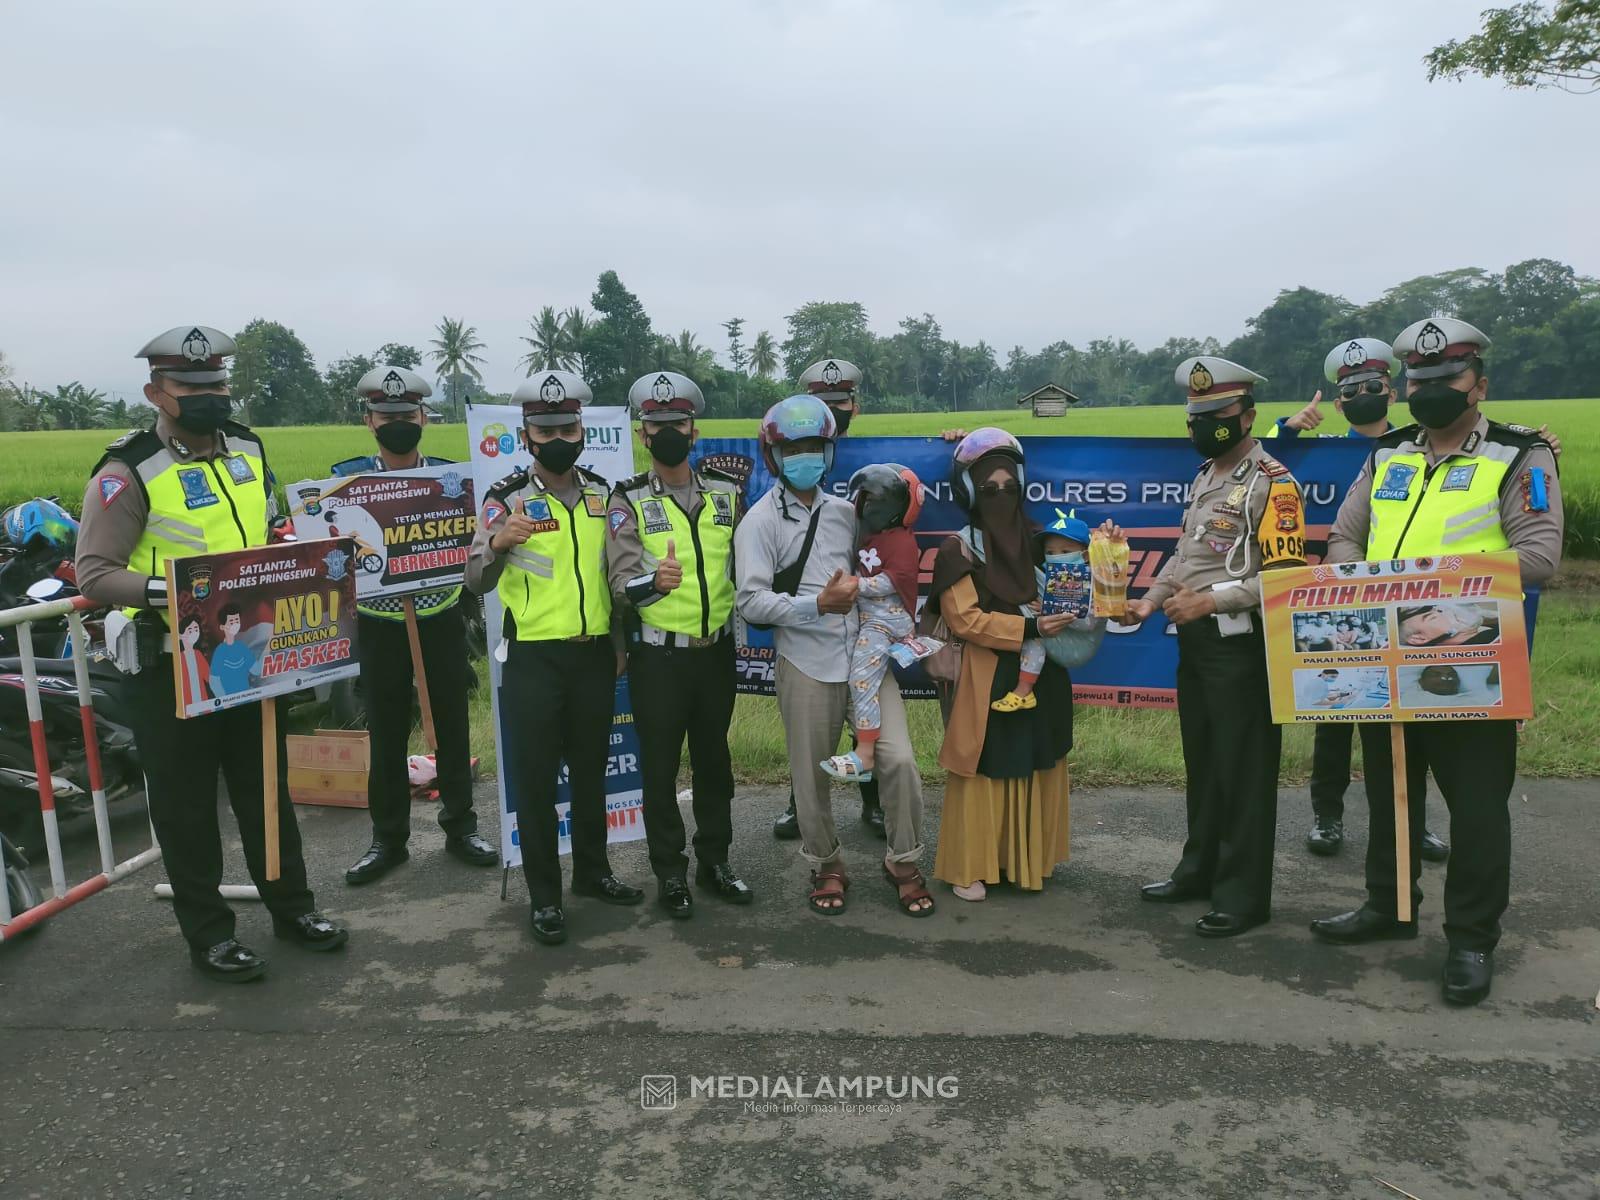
left=1285, top=390, right=1325, bottom=432
left=816, top=567, right=859, bottom=614
left=490, top=495, right=540, bottom=552
left=654, top=537, right=683, bottom=594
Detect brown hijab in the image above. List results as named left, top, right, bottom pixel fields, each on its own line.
left=968, top=455, right=1036, bottom=606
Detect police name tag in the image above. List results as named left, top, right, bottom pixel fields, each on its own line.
left=641, top=499, right=673, bottom=535
left=1374, top=462, right=1417, bottom=502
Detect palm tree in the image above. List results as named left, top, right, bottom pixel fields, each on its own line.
left=51, top=382, right=108, bottom=429
left=561, top=307, right=592, bottom=377
left=429, top=317, right=486, bottom=420
left=747, top=330, right=778, bottom=377
left=664, top=330, right=716, bottom=385
left=518, top=306, right=569, bottom=375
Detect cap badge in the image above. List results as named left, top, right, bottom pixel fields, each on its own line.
left=1342, top=341, right=1365, bottom=368
left=822, top=361, right=842, bottom=386
left=539, top=374, right=565, bottom=404
left=652, top=374, right=675, bottom=402
left=1417, top=322, right=1448, bottom=356
left=1189, top=362, right=1214, bottom=392
left=180, top=328, right=212, bottom=362
left=380, top=370, right=406, bottom=399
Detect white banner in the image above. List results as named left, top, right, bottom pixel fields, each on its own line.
left=465, top=404, right=645, bottom=871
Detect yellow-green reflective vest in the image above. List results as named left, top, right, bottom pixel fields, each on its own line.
left=493, top=471, right=612, bottom=641
left=99, top=426, right=272, bottom=628
left=1364, top=422, right=1541, bottom=559
left=619, top=472, right=737, bottom=638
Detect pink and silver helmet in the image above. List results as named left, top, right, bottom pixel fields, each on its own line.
left=950, top=427, right=1025, bottom=512
left=759, top=394, right=838, bottom=476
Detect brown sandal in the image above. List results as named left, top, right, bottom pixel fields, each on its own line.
left=808, top=869, right=850, bottom=916
left=883, top=862, right=935, bottom=917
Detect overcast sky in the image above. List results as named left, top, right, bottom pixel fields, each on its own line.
left=4, top=0, right=1597, bottom=399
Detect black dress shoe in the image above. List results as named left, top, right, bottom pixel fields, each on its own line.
left=272, top=911, right=350, bottom=951
left=1309, top=907, right=1418, bottom=945
left=344, top=841, right=408, bottom=886
left=189, top=939, right=266, bottom=982
left=1419, top=830, right=1450, bottom=863
left=1442, top=948, right=1493, bottom=1006
left=658, top=877, right=694, bottom=919
left=530, top=906, right=567, bottom=945
left=773, top=805, right=800, bottom=841
left=1195, top=910, right=1269, bottom=938
left=1306, top=819, right=1344, bottom=857
left=1141, top=878, right=1207, bottom=903
left=571, top=874, right=644, bottom=905
left=445, top=833, right=499, bottom=866
left=862, top=804, right=886, bottom=838
left=696, top=862, right=754, bottom=904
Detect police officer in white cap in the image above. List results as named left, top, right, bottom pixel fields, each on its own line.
left=1270, top=340, right=1451, bottom=865
left=1124, top=357, right=1305, bottom=938
left=770, top=357, right=888, bottom=839
left=608, top=372, right=752, bottom=918
left=332, top=366, right=497, bottom=886
left=1312, top=317, right=1563, bottom=1006
left=465, top=371, right=644, bottom=945
left=74, top=326, right=347, bottom=981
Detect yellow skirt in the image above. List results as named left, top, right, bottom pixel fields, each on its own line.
left=933, top=759, right=1071, bottom=890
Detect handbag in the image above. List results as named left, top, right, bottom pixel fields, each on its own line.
left=921, top=533, right=974, bottom=685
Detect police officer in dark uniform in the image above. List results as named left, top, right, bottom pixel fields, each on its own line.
left=1127, top=356, right=1306, bottom=938
left=1311, top=318, right=1564, bottom=1006
left=771, top=357, right=886, bottom=840
left=608, top=371, right=752, bottom=918
left=75, top=326, right=347, bottom=981
left=464, top=370, right=644, bottom=945
left=333, top=365, right=497, bottom=885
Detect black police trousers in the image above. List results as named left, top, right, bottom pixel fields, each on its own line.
left=628, top=637, right=736, bottom=881
left=356, top=606, right=477, bottom=847
left=498, top=638, right=615, bottom=909
left=124, top=660, right=315, bottom=950
left=1357, top=720, right=1514, bottom=951
left=1309, top=723, right=1354, bottom=824
left=1170, top=618, right=1282, bottom=917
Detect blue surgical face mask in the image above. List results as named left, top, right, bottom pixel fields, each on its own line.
left=781, top=452, right=827, bottom=491
left=1045, top=551, right=1085, bottom=566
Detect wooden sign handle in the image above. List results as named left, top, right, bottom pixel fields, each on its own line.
left=403, top=597, right=438, bottom=753
left=263, top=699, right=281, bottom=882
left=1391, top=725, right=1411, bottom=923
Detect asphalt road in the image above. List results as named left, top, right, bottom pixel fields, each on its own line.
left=1, top=775, right=1596, bottom=1200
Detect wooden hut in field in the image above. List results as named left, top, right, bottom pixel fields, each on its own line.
left=1017, top=383, right=1079, bottom=417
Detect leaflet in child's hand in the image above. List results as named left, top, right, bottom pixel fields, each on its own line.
left=1042, top=561, right=1092, bottom=619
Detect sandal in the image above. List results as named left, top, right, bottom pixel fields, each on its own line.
left=820, top=751, right=874, bottom=782
left=883, top=861, right=936, bottom=917
left=953, top=881, right=987, bottom=902
left=808, top=868, right=850, bottom=916
left=990, top=691, right=1037, bottom=713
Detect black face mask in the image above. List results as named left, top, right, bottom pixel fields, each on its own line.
left=975, top=486, right=1020, bottom=527
left=830, top=405, right=854, bottom=436
left=647, top=425, right=691, bottom=468
left=530, top=434, right=583, bottom=474
left=1407, top=381, right=1473, bottom=430
left=1340, top=392, right=1390, bottom=427
left=374, top=420, right=423, bottom=455
left=172, top=392, right=232, bottom=435
left=1188, top=413, right=1245, bottom=458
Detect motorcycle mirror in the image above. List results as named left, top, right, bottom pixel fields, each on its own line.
left=25, top=578, right=65, bottom=601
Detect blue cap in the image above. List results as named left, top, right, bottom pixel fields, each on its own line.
left=1042, top=507, right=1090, bottom=544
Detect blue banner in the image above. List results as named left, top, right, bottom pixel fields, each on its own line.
left=698, top=434, right=1373, bottom=707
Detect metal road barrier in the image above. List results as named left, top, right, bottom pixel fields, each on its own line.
left=0, top=594, right=161, bottom=940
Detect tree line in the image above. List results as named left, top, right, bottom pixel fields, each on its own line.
left=1, top=258, right=1595, bottom=432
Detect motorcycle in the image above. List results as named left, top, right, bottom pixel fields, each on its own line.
left=1, top=823, right=44, bottom=937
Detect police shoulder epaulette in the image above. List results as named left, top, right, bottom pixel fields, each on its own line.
left=614, top=470, right=651, bottom=496
left=330, top=455, right=376, bottom=477
left=221, top=418, right=258, bottom=440
left=701, top=464, right=741, bottom=486
left=1486, top=420, right=1542, bottom=446
left=1257, top=453, right=1290, bottom=478
left=1374, top=423, right=1420, bottom=450
left=487, top=468, right=529, bottom=498
left=577, top=466, right=610, bottom=489
left=423, top=455, right=459, bottom=467
left=95, top=427, right=161, bottom=472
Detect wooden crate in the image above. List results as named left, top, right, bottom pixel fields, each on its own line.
left=287, top=729, right=370, bottom=808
